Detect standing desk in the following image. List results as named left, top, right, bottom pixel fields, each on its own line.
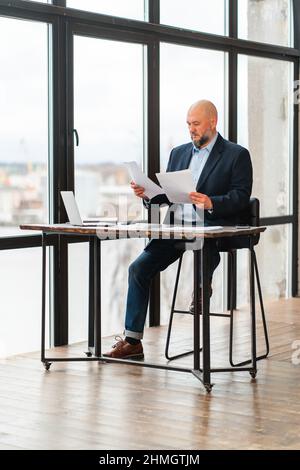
left=20, top=223, right=266, bottom=392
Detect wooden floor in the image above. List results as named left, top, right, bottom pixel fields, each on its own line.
left=1, top=298, right=300, bottom=450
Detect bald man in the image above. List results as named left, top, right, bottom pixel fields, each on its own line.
left=104, top=100, right=253, bottom=359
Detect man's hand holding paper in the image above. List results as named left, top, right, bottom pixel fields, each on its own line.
left=130, top=181, right=149, bottom=201
left=125, top=162, right=166, bottom=200
left=155, top=169, right=213, bottom=207
left=189, top=191, right=213, bottom=210
left=155, top=169, right=195, bottom=204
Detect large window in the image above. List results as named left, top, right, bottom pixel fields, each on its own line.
left=238, top=55, right=294, bottom=218
left=0, top=0, right=297, bottom=357
left=160, top=43, right=227, bottom=321
left=237, top=53, right=294, bottom=301
left=70, top=35, right=146, bottom=338
left=67, top=0, right=146, bottom=21
left=0, top=17, right=49, bottom=237
left=160, top=0, right=228, bottom=35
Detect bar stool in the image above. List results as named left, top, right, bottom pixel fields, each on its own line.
left=165, top=197, right=270, bottom=371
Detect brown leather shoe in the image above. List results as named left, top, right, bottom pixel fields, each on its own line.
left=189, top=285, right=213, bottom=314
left=103, top=336, right=144, bottom=360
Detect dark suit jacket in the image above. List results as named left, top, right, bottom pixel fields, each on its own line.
left=144, top=133, right=253, bottom=227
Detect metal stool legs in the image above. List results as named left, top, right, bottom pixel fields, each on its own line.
left=229, top=248, right=270, bottom=367
left=165, top=255, right=203, bottom=361
left=165, top=247, right=269, bottom=367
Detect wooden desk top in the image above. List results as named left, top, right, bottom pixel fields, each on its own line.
left=20, top=223, right=266, bottom=239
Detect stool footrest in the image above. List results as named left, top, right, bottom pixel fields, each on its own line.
left=173, top=309, right=231, bottom=318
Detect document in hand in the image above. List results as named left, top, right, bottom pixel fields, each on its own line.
left=156, top=169, right=195, bottom=203
left=124, top=161, right=166, bottom=199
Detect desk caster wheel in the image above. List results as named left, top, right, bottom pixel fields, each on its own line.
left=250, top=370, right=257, bottom=379
left=204, top=384, right=213, bottom=393
left=85, top=351, right=92, bottom=357
left=44, top=362, right=51, bottom=371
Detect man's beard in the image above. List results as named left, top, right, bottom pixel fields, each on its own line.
left=193, top=134, right=210, bottom=149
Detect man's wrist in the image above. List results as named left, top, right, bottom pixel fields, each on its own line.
left=207, top=198, right=213, bottom=213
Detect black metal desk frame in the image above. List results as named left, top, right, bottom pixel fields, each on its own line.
left=40, top=227, right=260, bottom=393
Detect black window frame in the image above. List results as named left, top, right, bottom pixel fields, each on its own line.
left=0, top=0, right=298, bottom=345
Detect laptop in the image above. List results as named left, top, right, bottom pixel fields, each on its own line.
left=60, top=191, right=117, bottom=226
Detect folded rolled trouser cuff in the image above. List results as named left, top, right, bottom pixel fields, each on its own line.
left=124, top=329, right=143, bottom=340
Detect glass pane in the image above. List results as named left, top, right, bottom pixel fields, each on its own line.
left=72, top=36, right=145, bottom=341
left=238, top=0, right=293, bottom=47
left=237, top=224, right=291, bottom=306
left=68, top=243, right=89, bottom=344
left=0, top=18, right=49, bottom=237
left=160, top=43, right=227, bottom=321
left=67, top=0, right=146, bottom=21
left=160, top=0, right=227, bottom=35
left=160, top=43, right=227, bottom=169
left=73, top=36, right=144, bottom=220
left=0, top=248, right=50, bottom=357
left=238, top=55, right=293, bottom=218
left=69, top=239, right=145, bottom=342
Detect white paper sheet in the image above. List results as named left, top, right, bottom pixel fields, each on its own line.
left=124, top=161, right=165, bottom=199
left=115, top=223, right=223, bottom=232
left=155, top=169, right=195, bottom=203
left=171, top=225, right=223, bottom=231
